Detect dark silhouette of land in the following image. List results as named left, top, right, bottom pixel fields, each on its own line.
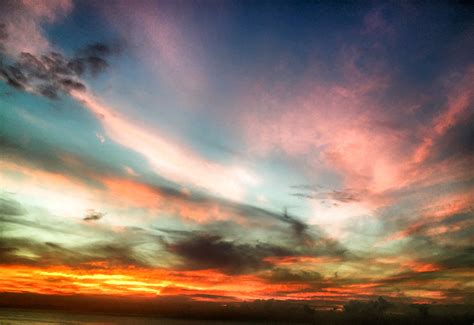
left=0, top=292, right=472, bottom=324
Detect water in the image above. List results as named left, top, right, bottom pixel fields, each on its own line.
left=0, top=308, right=259, bottom=325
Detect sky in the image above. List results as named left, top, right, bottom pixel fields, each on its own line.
left=0, top=0, right=473, bottom=308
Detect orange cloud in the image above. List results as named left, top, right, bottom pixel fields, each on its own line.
left=384, top=189, right=474, bottom=243
left=0, top=152, right=248, bottom=224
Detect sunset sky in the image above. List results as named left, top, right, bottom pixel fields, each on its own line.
left=0, top=0, right=473, bottom=308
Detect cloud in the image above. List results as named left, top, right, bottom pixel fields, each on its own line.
left=0, top=0, right=73, bottom=57
left=0, top=196, right=25, bottom=216
left=0, top=42, right=118, bottom=99
left=83, top=209, right=105, bottom=222
left=234, top=8, right=474, bottom=249
left=263, top=268, right=323, bottom=284
left=0, top=136, right=265, bottom=225
left=237, top=9, right=474, bottom=206
left=413, top=66, right=474, bottom=164
left=238, top=50, right=404, bottom=198
left=0, top=233, right=148, bottom=268
left=70, top=89, right=259, bottom=201
left=164, top=220, right=347, bottom=276
left=437, top=247, right=474, bottom=269
left=0, top=176, right=345, bottom=276
left=0, top=0, right=120, bottom=100
left=382, top=189, right=474, bottom=246
left=290, top=185, right=367, bottom=203
left=428, top=112, right=474, bottom=163
left=0, top=214, right=81, bottom=237
left=167, top=233, right=293, bottom=275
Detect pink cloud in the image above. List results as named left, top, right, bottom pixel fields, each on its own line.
left=239, top=59, right=474, bottom=206
left=0, top=0, right=73, bottom=57
left=413, top=65, right=474, bottom=164
left=240, top=61, right=407, bottom=196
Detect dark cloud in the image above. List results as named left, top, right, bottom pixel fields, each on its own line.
left=167, top=233, right=292, bottom=275
left=0, top=201, right=151, bottom=268
left=281, top=208, right=309, bottom=240
left=0, top=234, right=148, bottom=268
left=83, top=209, right=105, bottom=222
left=0, top=238, right=37, bottom=266
left=290, top=185, right=366, bottom=203
left=264, top=268, right=323, bottom=283
left=44, top=242, right=62, bottom=249
left=87, top=242, right=147, bottom=267
left=437, top=247, right=474, bottom=269
left=221, top=203, right=327, bottom=248
left=0, top=196, right=25, bottom=216
left=161, top=216, right=348, bottom=274
left=0, top=39, right=119, bottom=99
left=73, top=42, right=122, bottom=76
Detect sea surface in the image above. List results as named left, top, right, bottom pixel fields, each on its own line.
left=0, top=308, right=267, bottom=325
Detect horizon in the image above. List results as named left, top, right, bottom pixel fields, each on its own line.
left=0, top=0, right=473, bottom=319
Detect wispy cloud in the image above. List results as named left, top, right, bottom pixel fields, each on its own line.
left=71, top=90, right=259, bottom=200
left=0, top=0, right=72, bottom=57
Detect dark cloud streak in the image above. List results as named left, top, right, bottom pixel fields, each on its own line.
left=264, top=268, right=323, bottom=283
left=290, top=185, right=367, bottom=203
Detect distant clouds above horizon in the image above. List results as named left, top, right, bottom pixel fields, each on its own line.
left=0, top=0, right=473, bottom=306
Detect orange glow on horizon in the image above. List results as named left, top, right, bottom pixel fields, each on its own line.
left=0, top=264, right=460, bottom=305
